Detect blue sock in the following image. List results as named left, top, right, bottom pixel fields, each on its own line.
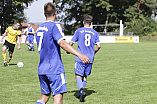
left=36, top=100, right=45, bottom=104
left=28, top=44, right=31, bottom=49
left=83, top=80, right=87, bottom=88
left=32, top=45, right=35, bottom=50
left=76, top=78, right=83, bottom=91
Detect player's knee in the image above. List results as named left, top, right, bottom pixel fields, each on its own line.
left=53, top=94, right=63, bottom=104
left=25, top=41, right=29, bottom=44
left=9, top=53, right=12, bottom=57
left=40, top=93, right=51, bottom=103
left=2, top=46, right=7, bottom=52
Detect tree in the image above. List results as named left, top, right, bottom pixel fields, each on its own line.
left=55, top=0, right=157, bottom=36
left=0, top=0, right=35, bottom=35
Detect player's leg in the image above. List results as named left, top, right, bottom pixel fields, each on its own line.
left=2, top=40, right=9, bottom=66
left=75, top=62, right=84, bottom=92
left=7, top=43, right=15, bottom=65
left=51, top=73, right=67, bottom=104
left=76, top=74, right=83, bottom=92
left=25, top=37, right=32, bottom=51
left=83, top=75, right=87, bottom=89
left=30, top=36, right=35, bottom=51
left=2, top=45, right=7, bottom=65
left=36, top=75, right=51, bottom=104
left=31, top=43, right=35, bottom=51
left=83, top=63, right=93, bottom=89
left=36, top=93, right=50, bottom=104
left=53, top=94, right=63, bottom=104
left=74, top=62, right=86, bottom=102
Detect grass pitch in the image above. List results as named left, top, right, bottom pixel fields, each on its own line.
left=0, top=41, right=157, bottom=104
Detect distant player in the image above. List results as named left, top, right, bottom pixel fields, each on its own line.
left=69, top=15, right=101, bottom=102
left=35, top=2, right=90, bottom=104
left=24, top=23, right=35, bottom=51
left=0, top=21, right=22, bottom=66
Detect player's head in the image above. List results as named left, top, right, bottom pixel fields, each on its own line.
left=13, top=21, right=20, bottom=29
left=83, top=15, right=93, bottom=25
left=27, top=23, right=31, bottom=28
left=44, top=2, right=56, bottom=18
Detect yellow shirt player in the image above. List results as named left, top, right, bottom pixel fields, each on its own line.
left=5, top=26, right=21, bottom=44
left=0, top=21, right=22, bottom=66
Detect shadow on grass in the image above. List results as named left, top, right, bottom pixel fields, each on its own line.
left=9, top=64, right=17, bottom=66
left=67, top=88, right=97, bottom=98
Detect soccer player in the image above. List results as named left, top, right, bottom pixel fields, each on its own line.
left=0, top=21, right=22, bottom=66
left=35, top=2, right=90, bottom=104
left=24, top=23, right=35, bottom=51
left=69, top=15, right=101, bottom=102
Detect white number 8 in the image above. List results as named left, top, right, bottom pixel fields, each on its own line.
left=85, top=34, right=91, bottom=46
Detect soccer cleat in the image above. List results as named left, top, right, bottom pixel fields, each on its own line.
left=28, top=48, right=32, bottom=51
left=79, top=89, right=86, bottom=102
left=4, top=62, right=9, bottom=66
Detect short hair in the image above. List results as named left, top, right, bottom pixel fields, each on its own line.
left=14, top=21, right=19, bottom=25
left=44, top=2, right=56, bottom=17
left=83, top=15, right=93, bottom=24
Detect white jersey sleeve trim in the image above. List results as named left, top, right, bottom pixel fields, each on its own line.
left=95, top=42, right=100, bottom=44
left=58, top=38, right=64, bottom=44
left=70, top=40, right=76, bottom=43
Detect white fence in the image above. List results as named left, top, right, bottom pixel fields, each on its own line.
left=0, top=35, right=139, bottom=44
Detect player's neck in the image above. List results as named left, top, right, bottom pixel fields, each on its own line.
left=12, top=26, right=16, bottom=30
left=46, top=17, right=55, bottom=22
left=84, top=25, right=90, bottom=28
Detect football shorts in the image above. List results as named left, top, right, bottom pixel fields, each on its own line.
left=3, top=40, right=15, bottom=54
left=38, top=73, right=67, bottom=95
left=74, top=62, right=93, bottom=77
left=26, top=35, right=34, bottom=44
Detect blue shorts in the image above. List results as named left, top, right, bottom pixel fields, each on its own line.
left=74, top=62, right=93, bottom=77
left=26, top=35, right=34, bottom=44
left=38, top=73, right=67, bottom=95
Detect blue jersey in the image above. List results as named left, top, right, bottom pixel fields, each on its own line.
left=71, top=27, right=100, bottom=63
left=36, top=21, right=64, bottom=75
left=28, top=27, right=34, bottom=35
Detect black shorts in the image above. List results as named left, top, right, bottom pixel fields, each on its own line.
left=3, top=40, right=15, bottom=54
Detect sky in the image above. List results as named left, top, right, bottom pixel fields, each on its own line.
left=24, top=0, right=52, bottom=23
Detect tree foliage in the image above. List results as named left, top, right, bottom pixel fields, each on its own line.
left=55, top=0, right=157, bottom=36
left=0, top=0, right=35, bottom=35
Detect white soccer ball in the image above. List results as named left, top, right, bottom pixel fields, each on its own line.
left=17, top=62, right=24, bottom=67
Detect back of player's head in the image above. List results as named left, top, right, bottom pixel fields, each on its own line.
left=44, top=2, right=56, bottom=17
left=83, top=15, right=93, bottom=24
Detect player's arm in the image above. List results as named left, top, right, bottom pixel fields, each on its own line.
left=0, top=31, right=7, bottom=42
left=17, top=35, right=22, bottom=49
left=95, top=43, right=101, bottom=54
left=59, top=39, right=90, bottom=64
left=17, top=30, right=22, bottom=49
left=66, top=42, right=74, bottom=54
left=28, top=31, right=35, bottom=35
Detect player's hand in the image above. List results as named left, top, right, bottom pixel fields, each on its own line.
left=17, top=45, right=21, bottom=49
left=78, top=54, right=90, bottom=64
left=0, top=39, right=3, bottom=43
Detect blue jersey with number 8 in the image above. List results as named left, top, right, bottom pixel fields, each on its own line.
left=36, top=21, right=64, bottom=75
left=71, top=27, right=100, bottom=63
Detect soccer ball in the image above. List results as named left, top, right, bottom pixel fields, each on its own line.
left=17, top=62, right=24, bottom=67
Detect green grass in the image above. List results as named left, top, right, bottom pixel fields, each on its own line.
left=0, top=41, right=157, bottom=104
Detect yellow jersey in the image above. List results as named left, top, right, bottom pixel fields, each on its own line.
left=6, top=26, right=21, bottom=44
